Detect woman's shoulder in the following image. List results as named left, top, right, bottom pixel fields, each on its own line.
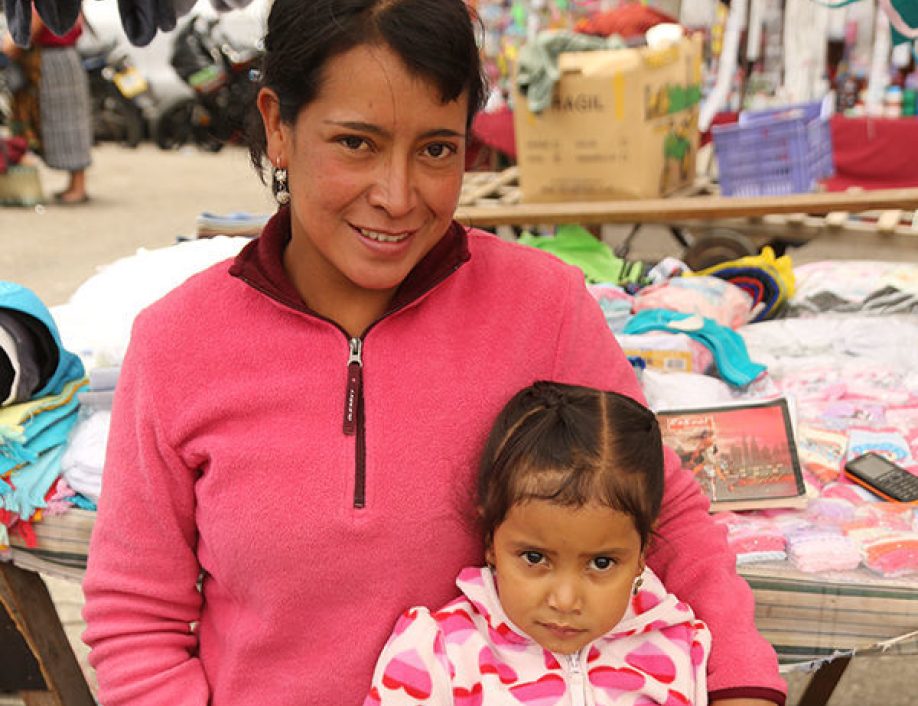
left=132, top=258, right=242, bottom=332
left=463, top=226, right=584, bottom=285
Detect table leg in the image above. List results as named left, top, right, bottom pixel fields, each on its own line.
left=0, top=562, right=96, bottom=706
left=796, top=656, right=852, bottom=706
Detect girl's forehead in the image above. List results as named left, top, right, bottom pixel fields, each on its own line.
left=499, top=500, right=641, bottom=552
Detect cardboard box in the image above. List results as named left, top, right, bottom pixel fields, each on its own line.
left=513, top=35, right=702, bottom=202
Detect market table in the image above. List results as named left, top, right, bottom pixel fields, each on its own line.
left=4, top=509, right=918, bottom=706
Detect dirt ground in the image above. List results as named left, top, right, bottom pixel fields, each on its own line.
left=0, top=143, right=916, bottom=705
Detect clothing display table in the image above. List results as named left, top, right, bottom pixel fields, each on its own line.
left=4, top=508, right=917, bottom=706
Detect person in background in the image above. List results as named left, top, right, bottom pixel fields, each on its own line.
left=81, top=1, right=786, bottom=705
left=1, top=9, right=92, bottom=204
left=365, top=381, right=712, bottom=704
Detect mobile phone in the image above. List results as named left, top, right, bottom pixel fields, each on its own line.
left=843, top=452, right=918, bottom=503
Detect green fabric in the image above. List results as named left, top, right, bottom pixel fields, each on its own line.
left=517, top=224, right=643, bottom=285
left=889, top=0, right=918, bottom=46
left=516, top=30, right=625, bottom=114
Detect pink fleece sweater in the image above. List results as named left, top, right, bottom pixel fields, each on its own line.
left=82, top=211, right=785, bottom=705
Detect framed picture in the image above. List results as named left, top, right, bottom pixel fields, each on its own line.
left=657, top=398, right=806, bottom=512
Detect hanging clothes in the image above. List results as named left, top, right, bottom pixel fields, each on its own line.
left=4, top=0, right=257, bottom=48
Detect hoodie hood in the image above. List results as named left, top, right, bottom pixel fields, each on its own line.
left=0, top=281, right=85, bottom=402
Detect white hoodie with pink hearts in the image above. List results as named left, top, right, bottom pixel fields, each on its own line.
left=365, top=566, right=711, bottom=706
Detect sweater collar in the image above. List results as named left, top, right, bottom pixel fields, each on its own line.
left=228, top=205, right=471, bottom=319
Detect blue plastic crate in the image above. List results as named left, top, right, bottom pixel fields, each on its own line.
left=712, top=101, right=834, bottom=197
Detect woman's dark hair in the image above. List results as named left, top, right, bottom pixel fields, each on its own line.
left=477, top=381, right=664, bottom=551
left=246, top=0, right=487, bottom=179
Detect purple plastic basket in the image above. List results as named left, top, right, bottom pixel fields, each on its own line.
left=712, top=101, right=834, bottom=197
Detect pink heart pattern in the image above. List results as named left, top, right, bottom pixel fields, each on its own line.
left=663, top=689, right=690, bottom=705
left=509, top=674, right=566, bottom=706
left=625, top=642, right=677, bottom=684
left=588, top=665, right=646, bottom=696
left=659, top=624, right=692, bottom=650
left=479, top=645, right=518, bottom=684
left=433, top=630, right=456, bottom=679
left=543, top=650, right=560, bottom=670
left=632, top=590, right=661, bottom=614
left=437, top=609, right=477, bottom=646
left=691, top=639, right=706, bottom=667
left=453, top=682, right=483, bottom=706
left=381, top=649, right=432, bottom=699
left=488, top=621, right=529, bottom=649
left=392, top=608, right=419, bottom=638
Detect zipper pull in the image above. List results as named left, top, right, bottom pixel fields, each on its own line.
left=343, top=337, right=363, bottom=435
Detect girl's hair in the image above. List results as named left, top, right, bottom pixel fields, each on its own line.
left=477, top=381, right=664, bottom=551
left=246, top=0, right=487, bottom=180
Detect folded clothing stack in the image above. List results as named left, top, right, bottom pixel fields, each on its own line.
left=61, top=365, right=120, bottom=505
left=713, top=512, right=787, bottom=564
left=196, top=211, right=270, bottom=239
left=845, top=527, right=918, bottom=578
left=0, top=284, right=83, bottom=405
left=0, top=282, right=86, bottom=553
left=783, top=524, right=862, bottom=573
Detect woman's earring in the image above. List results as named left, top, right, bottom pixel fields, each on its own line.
left=632, top=575, right=644, bottom=596
left=272, top=162, right=290, bottom=205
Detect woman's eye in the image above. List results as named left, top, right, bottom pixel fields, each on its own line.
left=521, top=551, right=544, bottom=566
left=423, top=142, right=456, bottom=159
left=338, top=135, right=368, bottom=151
left=591, top=556, right=615, bottom=571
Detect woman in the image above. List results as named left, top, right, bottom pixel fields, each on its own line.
left=1, top=10, right=92, bottom=204
left=82, top=1, right=786, bottom=705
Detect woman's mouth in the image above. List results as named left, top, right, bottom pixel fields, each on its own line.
left=356, top=227, right=411, bottom=243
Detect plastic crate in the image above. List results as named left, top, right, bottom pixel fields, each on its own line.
left=712, top=101, right=834, bottom=197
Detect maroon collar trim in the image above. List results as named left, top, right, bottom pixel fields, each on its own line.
left=228, top=206, right=471, bottom=318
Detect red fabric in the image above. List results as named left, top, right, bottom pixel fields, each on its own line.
left=36, top=19, right=82, bottom=47
left=575, top=2, right=678, bottom=39
left=701, top=111, right=739, bottom=147
left=824, top=115, right=918, bottom=191
left=471, top=106, right=517, bottom=160
left=0, top=136, right=29, bottom=174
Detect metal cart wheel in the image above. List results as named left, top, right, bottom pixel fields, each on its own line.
left=681, top=228, right=758, bottom=270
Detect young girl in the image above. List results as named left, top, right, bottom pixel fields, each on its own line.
left=365, top=381, right=711, bottom=705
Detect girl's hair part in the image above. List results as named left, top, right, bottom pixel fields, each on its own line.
left=477, top=381, right=664, bottom=550
left=245, top=0, right=488, bottom=182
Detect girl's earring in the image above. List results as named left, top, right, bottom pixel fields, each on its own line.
left=273, top=161, right=290, bottom=205
left=632, top=575, right=644, bottom=596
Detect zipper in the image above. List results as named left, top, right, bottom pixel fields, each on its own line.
left=238, top=246, right=468, bottom=512
left=343, top=337, right=367, bottom=508
left=566, top=651, right=585, bottom=706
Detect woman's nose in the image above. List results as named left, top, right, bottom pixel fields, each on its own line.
left=367, top=155, right=415, bottom=217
